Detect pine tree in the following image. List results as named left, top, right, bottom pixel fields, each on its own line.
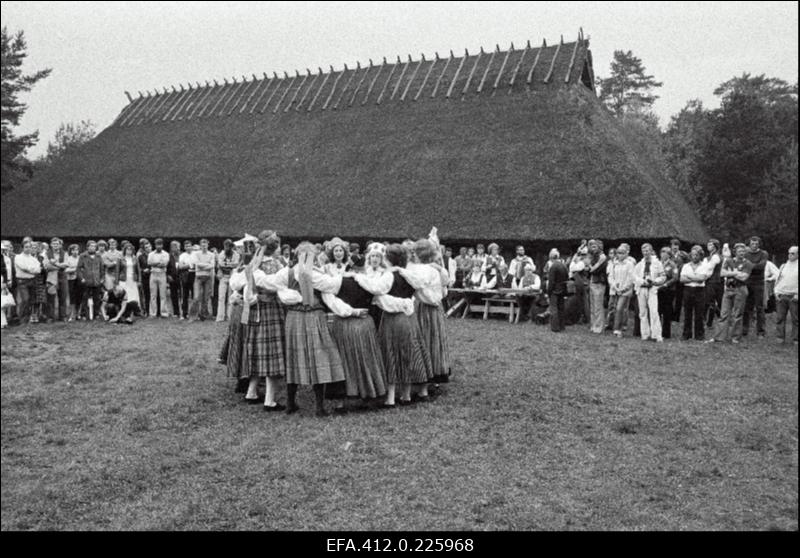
left=597, top=50, right=663, bottom=119
left=1, top=26, right=52, bottom=192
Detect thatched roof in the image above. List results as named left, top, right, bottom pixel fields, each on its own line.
left=0, top=32, right=707, bottom=244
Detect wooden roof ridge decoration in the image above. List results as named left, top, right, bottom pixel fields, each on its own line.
left=112, top=31, right=594, bottom=127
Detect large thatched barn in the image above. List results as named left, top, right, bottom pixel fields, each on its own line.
left=1, top=31, right=706, bottom=256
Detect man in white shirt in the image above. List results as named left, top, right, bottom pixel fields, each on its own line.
left=178, top=241, right=195, bottom=319
left=774, top=246, right=798, bottom=344
left=2, top=240, right=16, bottom=325
left=680, top=246, right=711, bottom=340
left=608, top=244, right=636, bottom=337
left=191, top=239, right=216, bottom=321
left=147, top=238, right=170, bottom=317
left=634, top=243, right=666, bottom=342
left=215, top=239, right=241, bottom=321
left=14, top=239, right=42, bottom=324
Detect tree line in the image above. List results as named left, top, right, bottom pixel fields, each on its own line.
left=2, top=27, right=798, bottom=252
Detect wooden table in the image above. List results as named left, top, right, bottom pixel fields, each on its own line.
left=446, top=288, right=542, bottom=323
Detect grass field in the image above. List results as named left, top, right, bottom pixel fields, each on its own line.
left=1, top=315, right=797, bottom=531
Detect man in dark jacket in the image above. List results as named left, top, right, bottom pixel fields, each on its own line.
left=547, top=248, right=569, bottom=332
left=742, top=235, right=769, bottom=337
left=76, top=240, right=105, bottom=321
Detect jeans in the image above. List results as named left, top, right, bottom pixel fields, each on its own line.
left=742, top=282, right=766, bottom=336
left=149, top=272, right=169, bottom=317
left=140, top=272, right=150, bottom=315
left=775, top=294, right=798, bottom=342
left=216, top=274, right=231, bottom=321
left=589, top=282, right=606, bottom=333
left=192, top=275, right=212, bottom=320
left=682, top=286, right=706, bottom=340
left=714, top=286, right=748, bottom=342
left=609, top=291, right=632, bottom=333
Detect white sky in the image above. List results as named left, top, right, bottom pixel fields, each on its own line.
left=2, top=0, right=798, bottom=158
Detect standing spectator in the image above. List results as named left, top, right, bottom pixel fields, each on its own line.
left=65, top=244, right=79, bottom=321
left=2, top=240, right=16, bottom=325
left=147, top=238, right=170, bottom=317
left=569, top=242, right=591, bottom=325
left=587, top=240, right=608, bottom=334
left=680, top=246, right=710, bottom=341
left=670, top=239, right=688, bottom=323
left=13, top=239, right=41, bottom=324
left=178, top=240, right=195, bottom=319
left=704, top=238, right=724, bottom=328
left=117, top=243, right=141, bottom=313
left=474, top=244, right=488, bottom=269
left=608, top=244, right=635, bottom=337
left=76, top=240, right=105, bottom=321
left=774, top=246, right=798, bottom=345
left=634, top=243, right=666, bottom=342
left=707, top=243, right=753, bottom=344
left=509, top=245, right=535, bottom=280
left=216, top=239, right=240, bottom=322
left=44, top=237, right=70, bottom=321
left=104, top=238, right=123, bottom=280
left=191, top=239, right=215, bottom=321
left=742, top=236, right=769, bottom=338
left=33, top=242, right=49, bottom=322
left=167, top=241, right=182, bottom=318
left=137, top=240, right=151, bottom=316
left=657, top=247, right=678, bottom=339
left=209, top=246, right=219, bottom=318
left=547, top=249, right=568, bottom=332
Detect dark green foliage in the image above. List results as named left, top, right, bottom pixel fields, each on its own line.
left=35, top=120, right=97, bottom=169
left=664, top=74, right=798, bottom=250
left=1, top=26, right=51, bottom=192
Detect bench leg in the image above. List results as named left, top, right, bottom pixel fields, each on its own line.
left=509, top=302, right=515, bottom=323
left=483, top=301, right=489, bottom=320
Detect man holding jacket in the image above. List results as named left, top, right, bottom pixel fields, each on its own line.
left=76, top=240, right=105, bottom=321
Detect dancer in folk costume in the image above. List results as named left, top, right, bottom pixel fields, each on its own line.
left=230, top=231, right=287, bottom=410
left=320, top=241, right=388, bottom=411
left=323, top=237, right=350, bottom=277
left=353, top=244, right=433, bottom=407
left=404, top=232, right=452, bottom=393
left=219, top=263, right=248, bottom=393
left=253, top=242, right=346, bottom=416
left=363, top=242, right=387, bottom=329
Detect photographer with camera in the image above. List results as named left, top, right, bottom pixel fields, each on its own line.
left=707, top=243, right=753, bottom=344
left=634, top=243, right=666, bottom=342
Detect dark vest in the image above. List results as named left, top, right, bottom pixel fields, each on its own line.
left=388, top=271, right=415, bottom=299
left=496, top=273, right=514, bottom=289
left=338, top=277, right=372, bottom=309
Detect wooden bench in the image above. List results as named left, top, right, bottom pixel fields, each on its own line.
left=481, top=296, right=518, bottom=322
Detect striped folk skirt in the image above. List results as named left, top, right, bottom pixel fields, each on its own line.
left=285, top=308, right=345, bottom=386
left=415, top=300, right=452, bottom=383
left=225, top=302, right=246, bottom=379
left=241, top=296, right=286, bottom=379
left=329, top=314, right=387, bottom=399
left=378, top=311, right=433, bottom=385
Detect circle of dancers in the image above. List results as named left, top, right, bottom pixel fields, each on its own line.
left=218, top=229, right=452, bottom=416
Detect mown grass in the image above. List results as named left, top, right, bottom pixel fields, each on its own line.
left=1, top=316, right=797, bottom=531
